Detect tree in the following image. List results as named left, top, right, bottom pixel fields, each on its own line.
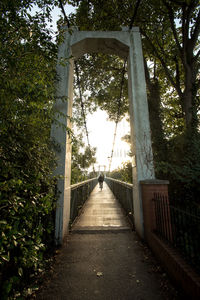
left=138, top=0, right=200, bottom=131
left=0, top=0, right=61, bottom=297
left=109, top=162, right=133, bottom=183
left=71, top=134, right=96, bottom=184
left=70, top=0, right=200, bottom=129
left=73, top=54, right=129, bottom=121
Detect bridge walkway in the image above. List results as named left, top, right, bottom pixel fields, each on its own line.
left=72, top=182, right=130, bottom=232
left=36, top=183, right=180, bottom=300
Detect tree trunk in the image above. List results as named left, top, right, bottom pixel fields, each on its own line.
left=182, top=41, right=198, bottom=131
left=144, top=58, right=168, bottom=163
left=147, top=80, right=168, bottom=162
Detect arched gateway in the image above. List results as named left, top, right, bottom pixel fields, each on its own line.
left=51, top=27, right=155, bottom=245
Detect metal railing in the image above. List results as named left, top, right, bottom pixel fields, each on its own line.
left=153, top=193, right=200, bottom=274
left=70, top=178, right=98, bottom=224
left=105, top=177, right=134, bottom=225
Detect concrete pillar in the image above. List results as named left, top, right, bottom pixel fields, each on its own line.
left=128, top=28, right=155, bottom=238
left=51, top=29, right=73, bottom=245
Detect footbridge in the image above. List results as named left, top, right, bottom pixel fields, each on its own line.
left=37, top=177, right=200, bottom=299
left=48, top=26, right=200, bottom=299
left=71, top=181, right=132, bottom=233
left=70, top=177, right=200, bottom=299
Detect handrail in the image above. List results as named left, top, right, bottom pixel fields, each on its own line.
left=105, top=177, right=134, bottom=226
left=70, top=177, right=98, bottom=225
left=71, top=178, right=97, bottom=190
left=105, top=177, right=133, bottom=188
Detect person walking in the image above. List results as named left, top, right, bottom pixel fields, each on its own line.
left=98, top=173, right=104, bottom=190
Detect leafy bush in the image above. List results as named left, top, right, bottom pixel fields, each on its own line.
left=0, top=1, right=58, bottom=297
left=155, top=132, right=200, bottom=204
left=109, top=162, right=132, bottom=184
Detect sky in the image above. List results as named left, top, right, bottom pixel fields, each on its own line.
left=51, top=3, right=76, bottom=31
left=86, top=110, right=131, bottom=172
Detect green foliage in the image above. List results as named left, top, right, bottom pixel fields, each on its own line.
left=0, top=1, right=59, bottom=298
left=69, top=0, right=200, bottom=204
left=74, top=54, right=129, bottom=122
left=0, top=0, right=200, bottom=295
left=155, top=132, right=200, bottom=203
left=109, top=162, right=132, bottom=184
left=71, top=134, right=96, bottom=184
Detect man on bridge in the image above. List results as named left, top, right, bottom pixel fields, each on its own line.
left=98, top=173, right=104, bottom=190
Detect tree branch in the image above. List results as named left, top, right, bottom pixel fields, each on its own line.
left=185, top=1, right=196, bottom=37
left=143, top=57, right=151, bottom=87
left=190, top=6, right=200, bottom=50
left=174, top=55, right=181, bottom=88
left=141, top=28, right=183, bottom=97
left=58, top=0, right=70, bottom=27
left=169, top=0, right=187, bottom=4
left=181, top=3, right=188, bottom=52
left=162, top=0, right=183, bottom=57
left=194, top=48, right=200, bottom=61
left=129, top=0, right=142, bottom=29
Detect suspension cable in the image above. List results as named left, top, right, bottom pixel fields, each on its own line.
left=75, top=62, right=91, bottom=148
left=108, top=0, right=141, bottom=172
left=108, top=60, right=127, bottom=173
left=74, top=61, right=96, bottom=174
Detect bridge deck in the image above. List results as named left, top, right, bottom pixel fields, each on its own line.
left=36, top=182, right=180, bottom=300
left=72, top=182, right=130, bottom=232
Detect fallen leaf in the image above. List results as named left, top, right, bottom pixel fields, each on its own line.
left=136, top=280, right=140, bottom=283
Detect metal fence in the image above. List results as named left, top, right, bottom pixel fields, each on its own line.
left=153, top=193, right=200, bottom=274
left=70, top=178, right=98, bottom=224
left=105, top=177, right=134, bottom=225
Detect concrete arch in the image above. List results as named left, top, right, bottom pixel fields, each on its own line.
left=51, top=27, right=155, bottom=245
left=71, top=35, right=129, bottom=59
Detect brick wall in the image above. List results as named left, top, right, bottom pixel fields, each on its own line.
left=141, top=180, right=200, bottom=299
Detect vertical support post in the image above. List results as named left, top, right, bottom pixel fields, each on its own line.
left=51, top=28, right=74, bottom=245
left=128, top=28, right=155, bottom=238
left=141, top=180, right=169, bottom=242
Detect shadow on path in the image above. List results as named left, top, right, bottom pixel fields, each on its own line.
left=36, top=183, right=181, bottom=300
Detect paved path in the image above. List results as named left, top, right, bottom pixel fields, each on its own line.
left=36, top=183, right=181, bottom=300
left=72, top=183, right=130, bottom=232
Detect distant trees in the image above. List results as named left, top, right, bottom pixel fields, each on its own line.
left=109, top=162, right=133, bottom=183
left=71, top=134, right=96, bottom=184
